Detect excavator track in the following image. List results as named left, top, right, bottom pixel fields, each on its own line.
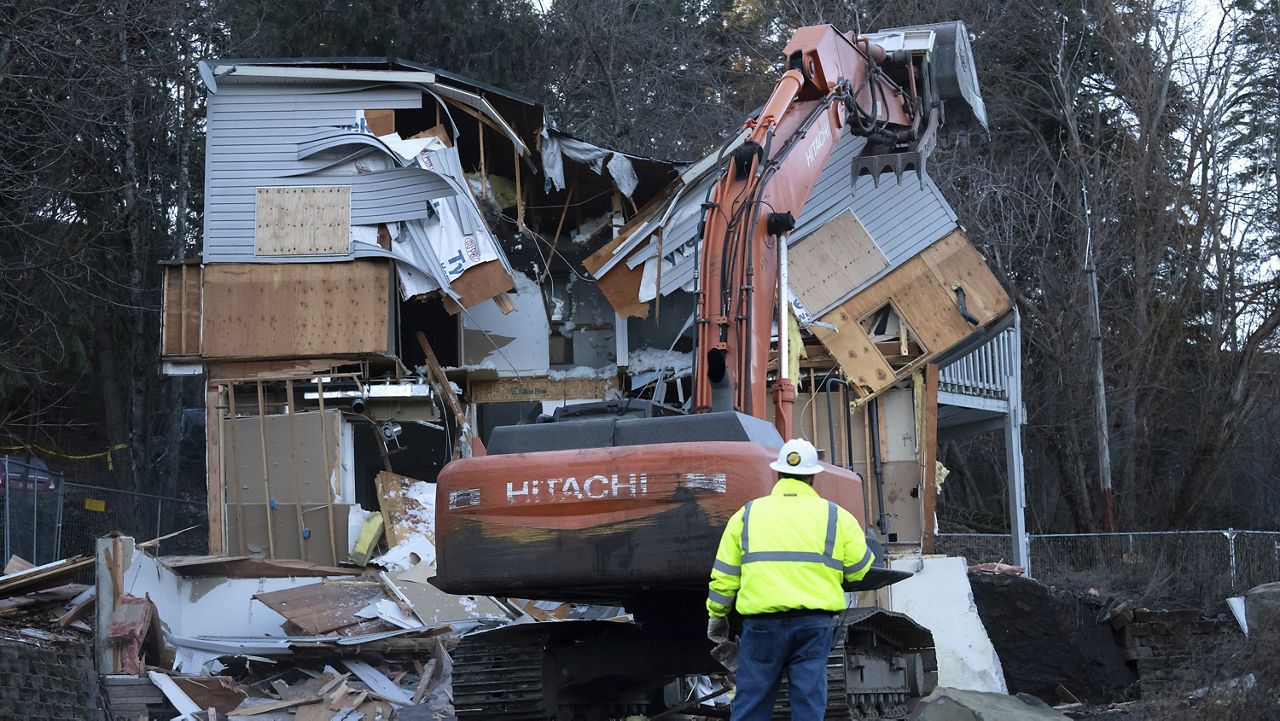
left=773, top=609, right=934, bottom=720
left=452, top=630, right=550, bottom=720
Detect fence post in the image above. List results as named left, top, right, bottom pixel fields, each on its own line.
left=156, top=496, right=163, bottom=543
left=2, top=455, right=8, bottom=564
left=53, top=475, right=65, bottom=560
left=1225, top=528, right=1238, bottom=592
left=31, top=461, right=38, bottom=564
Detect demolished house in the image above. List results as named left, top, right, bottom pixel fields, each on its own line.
left=133, top=52, right=1033, bottom=717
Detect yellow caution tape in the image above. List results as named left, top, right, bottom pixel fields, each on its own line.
left=0, top=443, right=129, bottom=470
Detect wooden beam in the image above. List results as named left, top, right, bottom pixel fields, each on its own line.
left=316, top=380, right=339, bottom=565
left=205, top=385, right=226, bottom=555
left=227, top=386, right=245, bottom=555
left=255, top=381, right=276, bottom=559
left=415, top=331, right=467, bottom=459
left=539, top=182, right=576, bottom=285
left=285, top=381, right=307, bottom=557
left=920, top=364, right=940, bottom=553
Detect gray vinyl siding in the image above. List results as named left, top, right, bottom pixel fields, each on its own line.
left=627, top=129, right=960, bottom=304
left=202, top=77, right=437, bottom=264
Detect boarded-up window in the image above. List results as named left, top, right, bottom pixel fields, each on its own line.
left=788, top=210, right=888, bottom=315
left=255, top=186, right=351, bottom=256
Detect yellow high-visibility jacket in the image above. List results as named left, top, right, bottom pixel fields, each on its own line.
left=707, top=477, right=874, bottom=617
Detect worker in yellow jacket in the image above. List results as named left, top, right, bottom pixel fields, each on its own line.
left=706, top=438, right=875, bottom=721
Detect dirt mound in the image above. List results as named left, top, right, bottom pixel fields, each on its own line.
left=969, top=572, right=1135, bottom=704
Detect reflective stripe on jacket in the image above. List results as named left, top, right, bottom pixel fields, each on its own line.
left=707, top=477, right=874, bottom=617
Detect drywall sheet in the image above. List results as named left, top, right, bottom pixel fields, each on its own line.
left=225, top=410, right=343, bottom=506
left=255, top=186, right=351, bottom=256
left=226, top=502, right=352, bottom=564
left=789, top=210, right=888, bottom=314
left=888, top=556, right=1007, bottom=694
left=460, top=272, right=549, bottom=376
left=201, top=260, right=392, bottom=359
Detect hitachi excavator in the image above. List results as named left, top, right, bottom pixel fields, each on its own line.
left=432, top=21, right=987, bottom=720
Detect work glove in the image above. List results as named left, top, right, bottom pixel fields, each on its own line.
left=707, top=617, right=739, bottom=672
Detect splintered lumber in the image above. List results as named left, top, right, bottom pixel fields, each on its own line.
left=228, top=695, right=323, bottom=716
left=3, top=555, right=33, bottom=575
left=343, top=659, right=412, bottom=704
left=0, top=555, right=93, bottom=598
left=252, top=582, right=384, bottom=635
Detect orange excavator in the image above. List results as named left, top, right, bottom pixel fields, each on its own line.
left=432, top=21, right=987, bottom=720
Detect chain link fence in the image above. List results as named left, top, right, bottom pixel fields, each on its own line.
left=1, top=453, right=206, bottom=567
left=938, top=530, right=1280, bottom=607
left=55, top=483, right=208, bottom=559
left=1, top=456, right=63, bottom=565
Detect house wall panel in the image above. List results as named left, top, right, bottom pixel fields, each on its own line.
left=200, top=260, right=392, bottom=359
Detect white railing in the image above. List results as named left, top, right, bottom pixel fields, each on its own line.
left=939, top=327, right=1018, bottom=400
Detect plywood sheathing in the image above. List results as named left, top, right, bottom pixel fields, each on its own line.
left=788, top=210, right=888, bottom=314
left=374, top=472, right=429, bottom=548
left=161, top=263, right=202, bottom=357
left=468, top=376, right=613, bottom=404
left=253, top=581, right=384, bottom=635
left=583, top=182, right=683, bottom=319
left=201, top=260, right=393, bottom=359
left=254, top=186, right=352, bottom=256
left=440, top=259, right=516, bottom=314
left=812, top=229, right=1009, bottom=400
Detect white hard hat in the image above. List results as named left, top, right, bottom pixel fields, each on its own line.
left=769, top=438, right=824, bottom=476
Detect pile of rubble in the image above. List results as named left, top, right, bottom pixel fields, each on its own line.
left=0, top=473, right=625, bottom=720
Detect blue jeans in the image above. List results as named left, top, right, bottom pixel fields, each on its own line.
left=731, top=614, right=835, bottom=721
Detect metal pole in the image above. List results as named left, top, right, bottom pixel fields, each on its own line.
left=1005, top=311, right=1031, bottom=575
left=156, top=495, right=163, bottom=544
left=1226, top=528, right=1238, bottom=591
left=53, top=474, right=65, bottom=560
left=1082, top=185, right=1116, bottom=531
left=31, top=461, right=38, bottom=565
left=3, top=456, right=9, bottom=564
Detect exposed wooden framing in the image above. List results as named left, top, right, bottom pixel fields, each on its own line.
left=862, top=404, right=874, bottom=525
left=255, top=381, right=276, bottom=559
left=477, top=114, right=489, bottom=200
left=539, top=181, right=577, bottom=285
left=316, top=380, right=339, bottom=565
left=205, top=385, right=226, bottom=554
left=415, top=331, right=468, bottom=459
left=285, top=381, right=307, bottom=556
left=227, top=387, right=245, bottom=554
left=513, top=146, right=524, bottom=229
left=180, top=264, right=189, bottom=352
left=836, top=381, right=847, bottom=467
left=920, top=365, right=940, bottom=553
left=808, top=368, right=819, bottom=440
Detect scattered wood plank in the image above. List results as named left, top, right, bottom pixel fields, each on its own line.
left=252, top=582, right=384, bottom=635
left=344, top=659, right=413, bottom=704
left=3, top=555, right=33, bottom=575
left=227, top=695, right=323, bottom=716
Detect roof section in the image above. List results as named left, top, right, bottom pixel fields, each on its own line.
left=594, top=129, right=960, bottom=311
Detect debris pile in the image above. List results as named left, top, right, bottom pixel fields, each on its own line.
left=0, top=554, right=96, bottom=642
left=78, top=480, right=624, bottom=720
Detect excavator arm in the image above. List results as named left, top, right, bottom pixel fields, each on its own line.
left=692, top=25, right=942, bottom=435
